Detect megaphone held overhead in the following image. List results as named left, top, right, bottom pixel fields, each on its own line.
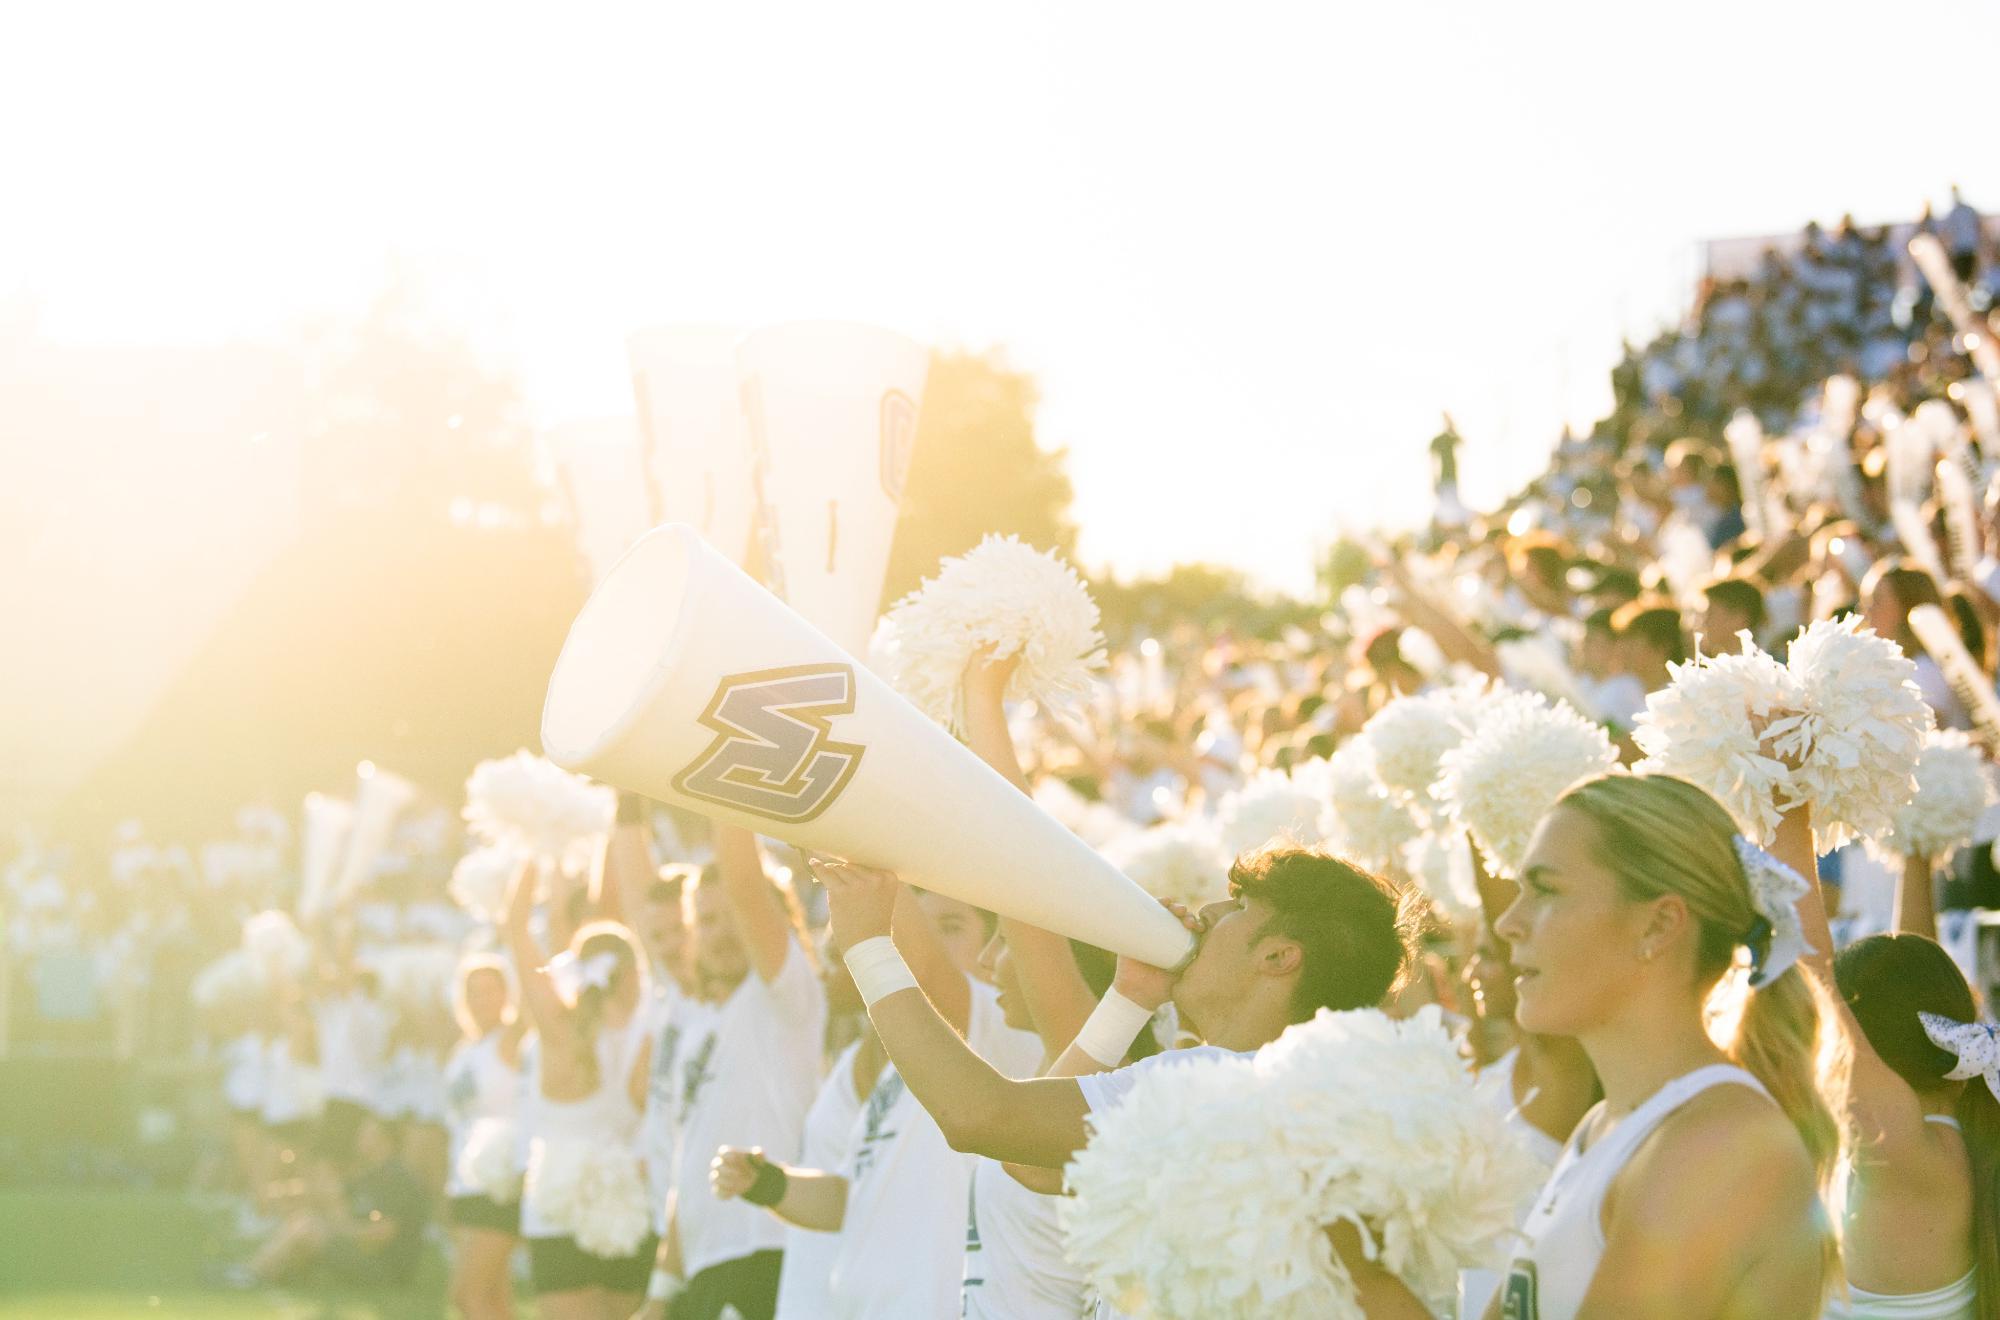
left=541, top=524, right=1193, bottom=968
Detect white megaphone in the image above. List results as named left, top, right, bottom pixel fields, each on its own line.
left=739, top=321, right=928, bottom=657
left=328, top=762, right=418, bottom=905
left=628, top=326, right=758, bottom=566
left=541, top=524, right=1194, bottom=968
left=549, top=417, right=656, bottom=586
left=298, top=792, right=354, bottom=920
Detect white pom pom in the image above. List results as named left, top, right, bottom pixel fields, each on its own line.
left=242, top=910, right=310, bottom=983
left=1871, top=729, right=1995, bottom=863
left=1062, top=1050, right=1339, bottom=1318
left=1438, top=690, right=1619, bottom=876
left=1215, top=768, right=1331, bottom=857
left=1782, top=616, right=1936, bottom=852
left=1315, top=743, right=1420, bottom=873
left=525, top=1137, right=651, bottom=1258
left=1632, top=636, right=1804, bottom=843
left=1399, top=827, right=1482, bottom=914
left=1361, top=683, right=1489, bottom=803
left=1033, top=778, right=1135, bottom=849
left=1105, top=821, right=1232, bottom=909
left=457, top=1117, right=523, bottom=1204
left=463, top=750, right=614, bottom=867
left=450, top=845, right=522, bottom=921
left=882, top=535, right=1107, bottom=733
left=1063, top=1009, right=1546, bottom=1319
left=1250, top=1007, right=1549, bottom=1315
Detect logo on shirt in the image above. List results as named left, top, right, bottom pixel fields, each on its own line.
left=671, top=664, right=865, bottom=825
left=849, top=1071, right=905, bottom=1183
left=677, top=1031, right=719, bottom=1124
left=650, top=1020, right=682, bottom=1114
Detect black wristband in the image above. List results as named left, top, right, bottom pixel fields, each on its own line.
left=617, top=792, right=647, bottom=826
left=742, top=1156, right=789, bottom=1208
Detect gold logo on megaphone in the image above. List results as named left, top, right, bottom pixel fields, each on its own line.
left=670, top=663, right=866, bottom=824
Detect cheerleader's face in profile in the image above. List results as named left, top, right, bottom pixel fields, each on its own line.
left=1498, top=805, right=1661, bottom=1037
left=915, top=891, right=991, bottom=980
left=977, top=932, right=1033, bottom=1033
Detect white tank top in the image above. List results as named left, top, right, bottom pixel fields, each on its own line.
left=442, top=1032, right=523, bottom=1197
left=520, top=1014, right=648, bottom=1239
left=1823, top=1115, right=1978, bottom=1320
left=1500, top=1063, right=1770, bottom=1320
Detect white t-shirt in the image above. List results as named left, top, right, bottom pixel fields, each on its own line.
left=962, top=1155, right=1086, bottom=1320
left=827, top=979, right=1042, bottom=1319
left=668, top=940, right=826, bottom=1277
left=773, top=1039, right=866, bottom=1320
left=639, top=977, right=705, bottom=1234
left=1072, top=1045, right=1248, bottom=1116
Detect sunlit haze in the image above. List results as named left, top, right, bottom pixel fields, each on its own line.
left=8, top=0, right=2000, bottom=592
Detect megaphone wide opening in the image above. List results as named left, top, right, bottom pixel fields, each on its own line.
left=543, top=526, right=696, bottom=765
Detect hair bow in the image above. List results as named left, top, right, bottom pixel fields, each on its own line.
left=1732, top=836, right=1816, bottom=988
left=1919, top=1012, right=2000, bottom=1102
left=544, top=949, right=618, bottom=1003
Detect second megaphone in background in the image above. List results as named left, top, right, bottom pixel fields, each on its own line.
left=738, top=321, right=928, bottom=657
left=540, top=523, right=1194, bottom=970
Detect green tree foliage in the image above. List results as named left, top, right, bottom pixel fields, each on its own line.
left=60, top=285, right=585, bottom=840
left=882, top=349, right=1078, bottom=603
left=1094, top=563, right=1322, bottom=641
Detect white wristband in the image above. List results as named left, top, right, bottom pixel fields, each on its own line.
left=1075, top=987, right=1157, bottom=1067
left=646, top=1269, right=684, bottom=1302
left=843, top=936, right=919, bottom=1007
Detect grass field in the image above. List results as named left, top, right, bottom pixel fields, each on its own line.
left=0, top=1186, right=461, bottom=1319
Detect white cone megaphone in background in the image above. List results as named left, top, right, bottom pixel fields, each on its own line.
left=627, top=326, right=758, bottom=566
left=739, top=321, right=928, bottom=656
left=328, top=762, right=418, bottom=905
left=548, top=417, right=656, bottom=586
left=298, top=792, right=354, bottom=920
left=541, top=524, right=1194, bottom=968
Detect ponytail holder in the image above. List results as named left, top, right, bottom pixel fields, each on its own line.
left=1919, top=1012, right=2000, bottom=1103
left=1732, top=836, right=1815, bottom=988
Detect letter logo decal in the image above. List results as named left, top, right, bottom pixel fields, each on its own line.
left=671, top=663, right=865, bottom=823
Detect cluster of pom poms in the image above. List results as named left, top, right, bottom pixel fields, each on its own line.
left=1061, top=1006, right=1546, bottom=1319
left=1633, top=619, right=1933, bottom=851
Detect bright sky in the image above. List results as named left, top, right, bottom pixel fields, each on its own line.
left=8, top=0, right=2000, bottom=595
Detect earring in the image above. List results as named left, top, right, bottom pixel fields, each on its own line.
left=1638, top=943, right=1656, bottom=962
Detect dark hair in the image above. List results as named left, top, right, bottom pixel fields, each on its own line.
left=1835, top=934, right=2000, bottom=1320
left=1228, top=847, right=1409, bottom=1023
left=1862, top=559, right=1945, bottom=654
left=1703, top=577, right=1768, bottom=633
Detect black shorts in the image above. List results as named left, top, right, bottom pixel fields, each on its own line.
left=672, top=1250, right=783, bottom=1320
left=528, top=1233, right=657, bottom=1295
left=448, top=1194, right=521, bottom=1235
